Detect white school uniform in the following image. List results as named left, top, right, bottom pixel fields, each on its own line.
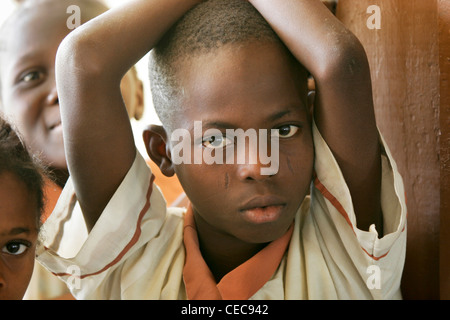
left=37, top=123, right=407, bottom=299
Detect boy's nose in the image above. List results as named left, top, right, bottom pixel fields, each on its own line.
left=235, top=144, right=275, bottom=181
left=236, top=162, right=271, bottom=181
left=46, top=86, right=59, bottom=106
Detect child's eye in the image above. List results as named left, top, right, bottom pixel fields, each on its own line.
left=16, top=70, right=45, bottom=86
left=274, top=125, right=300, bottom=138
left=21, top=71, right=43, bottom=83
left=202, top=134, right=233, bottom=149
left=1, top=241, right=31, bottom=256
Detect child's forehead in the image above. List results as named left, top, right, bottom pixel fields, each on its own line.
left=165, top=42, right=309, bottom=131
left=3, top=0, right=106, bottom=34
left=0, top=0, right=107, bottom=58
left=178, top=41, right=307, bottom=82
left=0, top=9, right=69, bottom=70
left=7, top=5, right=67, bottom=35
left=178, top=43, right=307, bottom=98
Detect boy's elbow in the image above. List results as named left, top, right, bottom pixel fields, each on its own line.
left=56, top=31, right=105, bottom=82
left=315, top=33, right=370, bottom=82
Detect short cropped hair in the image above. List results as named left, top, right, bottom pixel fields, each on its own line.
left=149, top=0, right=302, bottom=133
left=0, top=114, right=46, bottom=227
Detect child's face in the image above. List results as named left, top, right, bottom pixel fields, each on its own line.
left=171, top=42, right=314, bottom=244
left=0, top=1, right=144, bottom=178
left=0, top=4, right=71, bottom=171
left=0, top=172, right=39, bottom=300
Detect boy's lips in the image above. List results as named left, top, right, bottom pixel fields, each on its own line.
left=239, top=195, right=286, bottom=224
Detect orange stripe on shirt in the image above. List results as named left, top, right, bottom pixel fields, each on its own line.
left=313, top=176, right=392, bottom=261
left=362, top=247, right=389, bottom=261
left=313, top=177, right=355, bottom=234
left=49, top=174, right=155, bottom=279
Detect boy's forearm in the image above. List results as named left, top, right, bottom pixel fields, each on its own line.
left=58, top=0, right=202, bottom=82
left=55, top=0, right=202, bottom=231
left=248, top=0, right=364, bottom=80
left=249, top=0, right=382, bottom=232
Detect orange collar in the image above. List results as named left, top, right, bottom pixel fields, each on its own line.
left=182, top=205, right=293, bottom=300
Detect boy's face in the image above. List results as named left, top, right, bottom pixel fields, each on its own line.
left=171, top=42, right=314, bottom=244
left=0, top=172, right=39, bottom=300
left=0, top=1, right=144, bottom=179
left=0, top=3, right=71, bottom=171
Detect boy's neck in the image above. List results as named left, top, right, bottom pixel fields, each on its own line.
left=194, top=212, right=268, bottom=283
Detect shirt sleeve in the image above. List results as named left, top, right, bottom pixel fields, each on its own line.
left=310, top=121, right=407, bottom=299
left=36, top=150, right=170, bottom=299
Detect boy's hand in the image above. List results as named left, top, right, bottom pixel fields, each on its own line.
left=249, top=0, right=382, bottom=233
left=56, top=0, right=202, bottom=230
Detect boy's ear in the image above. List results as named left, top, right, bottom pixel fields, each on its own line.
left=143, top=125, right=175, bottom=177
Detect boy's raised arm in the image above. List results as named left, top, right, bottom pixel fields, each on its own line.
left=249, top=0, right=382, bottom=233
left=56, top=0, right=201, bottom=230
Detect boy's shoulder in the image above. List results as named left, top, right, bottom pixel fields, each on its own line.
left=41, top=149, right=186, bottom=253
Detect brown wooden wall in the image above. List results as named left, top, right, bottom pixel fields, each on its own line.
left=335, top=0, right=448, bottom=299
left=438, top=0, right=450, bottom=300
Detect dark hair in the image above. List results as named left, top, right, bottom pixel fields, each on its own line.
left=149, top=0, right=304, bottom=132
left=0, top=114, right=45, bottom=227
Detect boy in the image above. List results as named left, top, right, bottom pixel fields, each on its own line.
left=38, top=0, right=407, bottom=299
left=0, top=0, right=144, bottom=189
left=0, top=0, right=181, bottom=299
left=0, top=0, right=184, bottom=212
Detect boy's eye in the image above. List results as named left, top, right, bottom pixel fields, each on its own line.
left=16, top=70, right=45, bottom=86
left=21, top=71, right=43, bottom=83
left=274, top=125, right=300, bottom=138
left=1, top=241, right=30, bottom=256
left=202, top=135, right=233, bottom=149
